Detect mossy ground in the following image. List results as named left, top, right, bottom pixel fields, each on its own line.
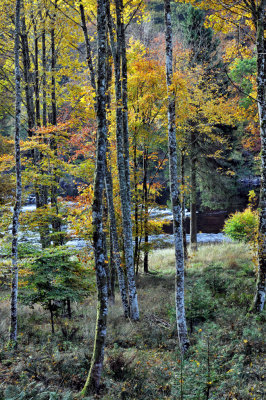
left=0, top=243, right=265, bottom=399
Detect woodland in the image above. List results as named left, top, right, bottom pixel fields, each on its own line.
left=0, top=0, right=265, bottom=399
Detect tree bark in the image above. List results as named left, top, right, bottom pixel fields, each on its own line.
left=117, top=0, right=131, bottom=199
left=79, top=1, right=96, bottom=91
left=80, top=0, right=108, bottom=393
left=10, top=0, right=22, bottom=346
left=107, top=0, right=139, bottom=320
left=49, top=0, right=63, bottom=246
left=79, top=2, right=129, bottom=316
left=105, top=159, right=130, bottom=317
left=33, top=18, right=40, bottom=127
left=190, top=131, right=197, bottom=251
left=181, top=152, right=188, bottom=260
left=42, top=21, right=47, bottom=127
left=20, top=10, right=35, bottom=136
left=133, top=138, right=140, bottom=274
left=143, top=145, right=149, bottom=273
left=109, top=227, right=116, bottom=304
left=253, top=0, right=266, bottom=312
left=164, top=0, right=189, bottom=354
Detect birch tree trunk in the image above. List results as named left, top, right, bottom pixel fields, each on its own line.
left=190, top=131, right=197, bottom=251
left=42, top=21, right=47, bottom=127
left=181, top=152, right=188, bottom=260
left=107, top=0, right=139, bottom=320
left=143, top=145, right=149, bottom=273
left=80, top=0, right=108, bottom=394
left=49, top=0, right=63, bottom=246
left=164, top=0, right=189, bottom=354
left=21, top=10, right=35, bottom=136
left=33, top=18, right=40, bottom=127
left=253, top=0, right=266, bottom=312
left=105, top=159, right=130, bottom=317
left=133, top=138, right=140, bottom=274
left=79, top=3, right=129, bottom=316
left=10, top=0, right=22, bottom=346
left=117, top=0, right=131, bottom=198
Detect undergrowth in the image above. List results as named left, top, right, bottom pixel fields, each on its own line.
left=0, top=243, right=265, bottom=399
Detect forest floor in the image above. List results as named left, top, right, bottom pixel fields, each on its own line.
left=0, top=242, right=265, bottom=400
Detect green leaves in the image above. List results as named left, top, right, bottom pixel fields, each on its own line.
left=223, top=207, right=258, bottom=243
left=19, top=246, right=94, bottom=309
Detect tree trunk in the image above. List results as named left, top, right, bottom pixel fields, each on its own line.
left=50, top=3, right=57, bottom=127
left=42, top=22, right=47, bottom=127
left=21, top=11, right=35, bottom=136
left=49, top=300, right=55, bottom=334
left=164, top=0, right=189, bottom=354
left=49, top=0, right=62, bottom=246
left=190, top=131, right=197, bottom=251
left=33, top=19, right=40, bottom=127
left=133, top=139, right=140, bottom=274
left=80, top=0, right=108, bottom=393
left=253, top=0, right=266, bottom=312
left=67, top=298, right=71, bottom=319
left=109, top=227, right=116, bottom=304
left=79, top=3, right=129, bottom=316
left=181, top=152, right=188, bottom=260
left=10, top=0, right=22, bottom=346
left=107, top=0, right=139, bottom=321
left=79, top=1, right=96, bottom=91
left=143, top=146, right=149, bottom=273
left=118, top=0, right=131, bottom=199
left=105, top=160, right=130, bottom=317
left=39, top=23, right=50, bottom=248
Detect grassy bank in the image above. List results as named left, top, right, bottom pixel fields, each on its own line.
left=0, top=243, right=265, bottom=399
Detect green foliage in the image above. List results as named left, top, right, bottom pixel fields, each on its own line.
left=0, top=385, right=73, bottom=400
left=180, top=4, right=219, bottom=65
left=229, top=58, right=257, bottom=108
left=19, top=246, right=93, bottom=310
left=223, top=207, right=258, bottom=242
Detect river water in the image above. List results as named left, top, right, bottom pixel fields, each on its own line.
left=14, top=205, right=230, bottom=250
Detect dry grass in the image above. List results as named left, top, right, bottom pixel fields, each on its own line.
left=0, top=242, right=263, bottom=400
left=188, top=242, right=253, bottom=270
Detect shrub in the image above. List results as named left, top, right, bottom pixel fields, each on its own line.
left=223, top=207, right=258, bottom=243
left=19, top=246, right=94, bottom=332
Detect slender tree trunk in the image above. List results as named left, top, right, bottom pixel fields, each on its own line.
left=39, top=23, right=50, bottom=248
left=79, top=1, right=96, bottom=91
left=109, top=227, right=116, bottom=304
left=105, top=160, right=130, bottom=317
left=50, top=4, right=56, bottom=127
left=103, top=199, right=111, bottom=299
left=67, top=298, right=71, bottom=319
left=117, top=0, right=131, bottom=198
left=10, top=0, right=22, bottom=346
left=42, top=23, right=47, bottom=127
left=80, top=0, right=108, bottom=394
left=164, top=0, right=189, bottom=354
left=143, top=146, right=149, bottom=273
left=33, top=19, right=40, bottom=127
left=49, top=0, right=62, bottom=246
left=79, top=3, right=129, bottom=315
left=190, top=131, right=197, bottom=251
left=133, top=139, right=139, bottom=274
left=107, top=0, right=139, bottom=320
left=181, top=152, right=188, bottom=260
left=49, top=301, right=55, bottom=334
left=21, top=10, right=35, bottom=136
left=253, top=0, right=266, bottom=312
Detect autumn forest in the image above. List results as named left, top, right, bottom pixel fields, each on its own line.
left=0, top=0, right=265, bottom=399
